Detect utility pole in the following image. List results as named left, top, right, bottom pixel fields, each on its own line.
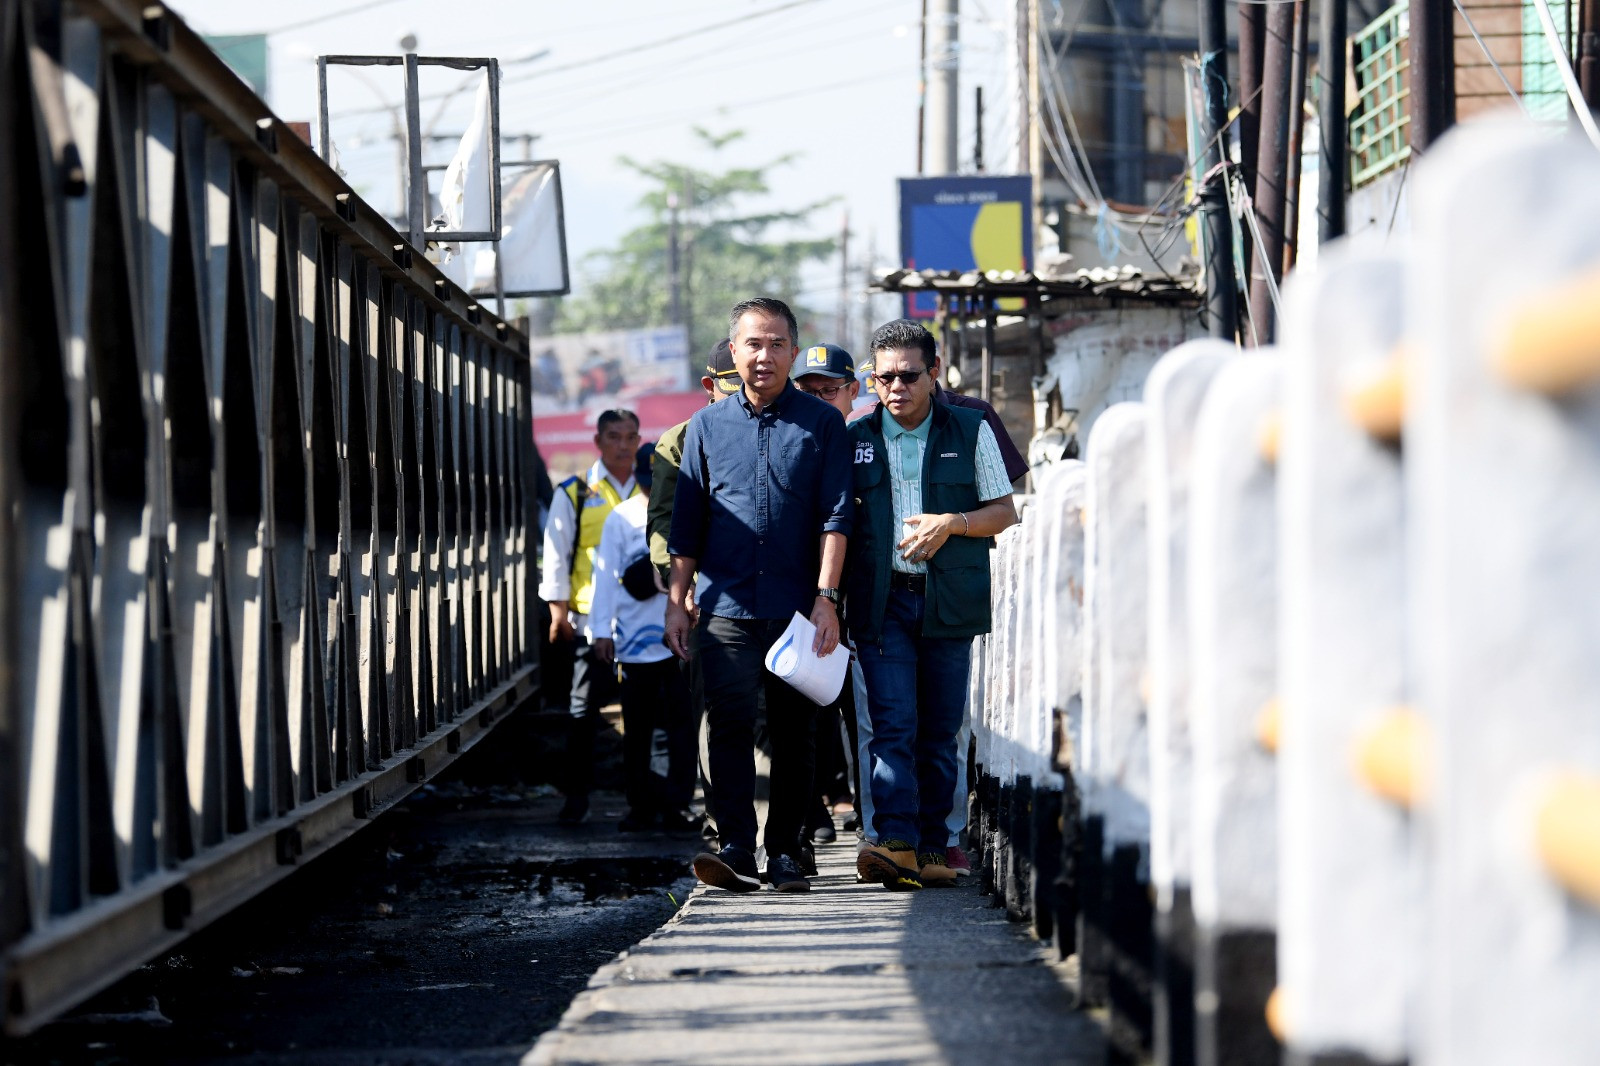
left=1583, top=0, right=1600, bottom=107
left=1316, top=0, right=1349, bottom=242
left=1197, top=0, right=1239, bottom=342
left=918, top=0, right=930, bottom=174
left=1408, top=0, right=1455, bottom=152
left=927, top=0, right=960, bottom=175
left=682, top=175, right=695, bottom=355
left=1282, top=0, right=1310, bottom=272
left=1028, top=0, right=1044, bottom=255
left=667, top=189, right=682, bottom=328
left=862, top=230, right=878, bottom=359
left=1238, top=0, right=1266, bottom=291
left=836, top=211, right=852, bottom=347
left=1248, top=0, right=1295, bottom=344
left=1238, top=1, right=1266, bottom=197
left=975, top=86, right=985, bottom=172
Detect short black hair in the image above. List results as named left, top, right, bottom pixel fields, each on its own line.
left=728, top=298, right=798, bottom=346
left=596, top=408, right=639, bottom=434
left=869, top=319, right=937, bottom=368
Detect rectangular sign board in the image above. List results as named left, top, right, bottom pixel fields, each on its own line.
left=898, top=175, right=1033, bottom=317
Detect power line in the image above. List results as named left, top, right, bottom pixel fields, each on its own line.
left=262, top=0, right=405, bottom=36
left=542, top=69, right=909, bottom=148
left=333, top=0, right=835, bottom=118
left=506, top=0, right=827, bottom=84
left=495, top=1, right=906, bottom=115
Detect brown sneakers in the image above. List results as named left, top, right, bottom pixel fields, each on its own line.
left=856, top=842, right=922, bottom=890
left=918, top=852, right=958, bottom=887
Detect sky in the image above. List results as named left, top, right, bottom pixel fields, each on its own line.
left=173, top=0, right=1025, bottom=341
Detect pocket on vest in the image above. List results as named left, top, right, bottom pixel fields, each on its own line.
left=931, top=565, right=989, bottom=630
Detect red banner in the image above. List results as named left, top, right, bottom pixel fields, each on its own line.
left=534, top=390, right=707, bottom=481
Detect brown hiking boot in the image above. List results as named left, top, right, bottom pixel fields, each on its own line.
left=918, top=851, right=958, bottom=887
left=856, top=841, right=922, bottom=890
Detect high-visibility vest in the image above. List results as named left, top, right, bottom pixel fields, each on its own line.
left=560, top=472, right=639, bottom=615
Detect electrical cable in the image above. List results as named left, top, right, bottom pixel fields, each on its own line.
left=1529, top=0, right=1600, bottom=148
left=503, top=0, right=827, bottom=86
left=493, top=0, right=904, bottom=115
left=261, top=0, right=405, bottom=36
left=539, top=69, right=908, bottom=148
left=1449, top=0, right=1532, bottom=116
left=331, top=0, right=855, bottom=120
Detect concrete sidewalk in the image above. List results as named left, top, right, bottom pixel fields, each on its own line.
left=524, top=833, right=1106, bottom=1065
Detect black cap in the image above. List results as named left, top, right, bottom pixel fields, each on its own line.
left=795, top=343, right=855, bottom=380
left=705, top=338, right=741, bottom=395
left=634, top=441, right=656, bottom=490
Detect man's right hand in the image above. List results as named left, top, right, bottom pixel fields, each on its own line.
left=548, top=602, right=576, bottom=644
left=663, top=600, right=693, bottom=662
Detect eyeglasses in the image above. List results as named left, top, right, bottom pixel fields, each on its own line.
left=873, top=368, right=926, bottom=388
left=800, top=383, right=848, bottom=400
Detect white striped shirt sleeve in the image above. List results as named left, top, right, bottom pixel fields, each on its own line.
left=974, top=421, right=1013, bottom=503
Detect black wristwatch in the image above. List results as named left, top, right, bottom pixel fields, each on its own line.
left=816, top=587, right=841, bottom=605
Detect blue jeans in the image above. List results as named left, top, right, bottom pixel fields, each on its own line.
left=853, top=658, right=970, bottom=847
left=857, top=588, right=974, bottom=854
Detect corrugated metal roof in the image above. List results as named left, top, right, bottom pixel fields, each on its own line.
left=869, top=266, right=1202, bottom=304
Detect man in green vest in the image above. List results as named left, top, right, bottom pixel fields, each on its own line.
left=847, top=320, right=1018, bottom=890
left=540, top=408, right=643, bottom=825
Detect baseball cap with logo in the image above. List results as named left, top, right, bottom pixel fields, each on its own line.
left=796, top=343, right=855, bottom=380
left=706, top=338, right=742, bottom=395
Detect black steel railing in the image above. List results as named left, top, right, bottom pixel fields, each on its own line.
left=0, top=0, right=538, bottom=1032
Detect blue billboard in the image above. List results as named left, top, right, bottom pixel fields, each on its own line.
left=898, top=175, right=1033, bottom=317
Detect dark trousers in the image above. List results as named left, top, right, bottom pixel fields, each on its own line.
left=563, top=634, right=617, bottom=799
left=619, top=658, right=694, bottom=815
left=698, top=614, right=818, bottom=859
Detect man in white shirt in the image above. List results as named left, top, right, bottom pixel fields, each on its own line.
left=591, top=445, right=697, bottom=833
left=539, top=409, right=642, bottom=825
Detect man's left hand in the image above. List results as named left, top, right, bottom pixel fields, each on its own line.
left=810, top=597, right=840, bottom=657
left=898, top=513, right=957, bottom=565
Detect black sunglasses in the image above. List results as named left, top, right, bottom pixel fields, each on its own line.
left=873, top=368, right=926, bottom=387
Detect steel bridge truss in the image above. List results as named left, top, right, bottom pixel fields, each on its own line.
left=0, top=0, right=538, bottom=1032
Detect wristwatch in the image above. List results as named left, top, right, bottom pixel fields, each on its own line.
left=816, top=587, right=841, bottom=605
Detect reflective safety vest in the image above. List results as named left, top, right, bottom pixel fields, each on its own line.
left=560, top=472, right=640, bottom=615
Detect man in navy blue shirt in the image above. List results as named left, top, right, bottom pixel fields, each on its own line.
left=666, top=297, right=852, bottom=893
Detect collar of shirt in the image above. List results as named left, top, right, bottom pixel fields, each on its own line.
left=737, top=379, right=797, bottom=418
left=882, top=406, right=932, bottom=481
left=585, top=459, right=636, bottom=498
left=881, top=407, right=934, bottom=444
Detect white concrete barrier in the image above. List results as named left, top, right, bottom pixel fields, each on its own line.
left=1082, top=402, right=1155, bottom=1056
left=1187, top=353, right=1282, bottom=1066
left=1277, top=245, right=1412, bottom=1066
left=1144, top=340, right=1235, bottom=1066
left=1409, top=122, right=1600, bottom=1066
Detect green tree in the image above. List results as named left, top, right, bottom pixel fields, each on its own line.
left=553, top=128, right=837, bottom=363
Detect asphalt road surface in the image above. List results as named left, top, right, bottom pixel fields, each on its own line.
left=10, top=713, right=700, bottom=1066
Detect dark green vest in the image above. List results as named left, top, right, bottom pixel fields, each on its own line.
left=844, top=401, right=995, bottom=642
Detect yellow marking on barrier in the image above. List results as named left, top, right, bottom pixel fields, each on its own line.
left=1256, top=698, right=1282, bottom=754
left=1354, top=706, right=1428, bottom=808
left=1257, top=409, right=1282, bottom=465
left=1342, top=350, right=1406, bottom=442
left=1264, top=986, right=1289, bottom=1043
left=1493, top=270, right=1600, bottom=394
left=1535, top=772, right=1600, bottom=909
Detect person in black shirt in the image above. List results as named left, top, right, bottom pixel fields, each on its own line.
left=665, top=298, right=853, bottom=893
